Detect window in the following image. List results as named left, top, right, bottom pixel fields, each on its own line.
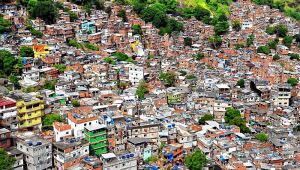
left=84, top=123, right=87, bottom=126
left=66, top=132, right=69, bottom=134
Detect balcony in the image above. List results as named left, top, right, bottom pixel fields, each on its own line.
left=89, top=136, right=107, bottom=144
left=19, top=119, right=41, bottom=128
left=90, top=142, right=107, bottom=150
left=85, top=131, right=106, bottom=138
left=18, top=113, right=42, bottom=121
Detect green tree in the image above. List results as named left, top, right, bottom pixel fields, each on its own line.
left=255, top=132, right=268, bottom=142
left=54, top=64, right=66, bottom=74
left=236, top=79, right=245, bottom=88
left=186, top=74, right=197, bottom=79
left=42, top=113, right=63, bottom=126
left=272, top=54, right=280, bottom=60
left=193, top=6, right=210, bottom=21
left=0, top=148, right=16, bottom=170
left=199, top=114, right=214, bottom=125
left=20, top=46, right=34, bottom=58
left=224, top=107, right=241, bottom=123
left=71, top=99, right=80, bottom=107
left=43, top=80, right=56, bottom=90
left=136, top=80, right=148, bottom=100
left=268, top=40, right=277, bottom=50
left=276, top=24, right=288, bottom=37
left=184, top=149, right=208, bottom=170
left=159, top=71, right=176, bottom=87
left=94, top=0, right=105, bottom=10
left=84, top=43, right=99, bottom=51
left=132, top=24, right=142, bottom=35
left=232, top=20, right=241, bottom=31
left=158, top=0, right=177, bottom=14
left=287, top=77, right=298, bottom=86
left=208, top=35, right=222, bottom=49
left=234, top=43, right=244, bottom=50
left=68, top=11, right=78, bottom=22
left=103, top=57, right=116, bottom=65
left=9, top=74, right=20, bottom=89
left=283, top=36, right=293, bottom=48
left=266, top=26, right=276, bottom=35
left=294, top=125, right=300, bottom=131
left=0, top=50, right=17, bottom=76
left=184, top=37, right=192, bottom=46
left=257, top=46, right=271, bottom=55
left=0, top=16, right=12, bottom=33
left=117, top=10, right=128, bottom=22
left=289, top=53, right=299, bottom=60
left=214, top=21, right=229, bottom=35
left=246, top=34, right=255, bottom=47
left=194, top=53, right=205, bottom=60
left=30, top=0, right=58, bottom=24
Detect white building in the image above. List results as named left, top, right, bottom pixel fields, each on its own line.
left=16, top=133, right=52, bottom=170
left=128, top=64, right=144, bottom=86
left=241, top=20, right=253, bottom=30
left=101, top=152, right=138, bottom=170
left=67, top=112, right=100, bottom=139
left=272, top=85, right=291, bottom=107
left=53, top=122, right=72, bottom=142
left=0, top=96, right=18, bottom=130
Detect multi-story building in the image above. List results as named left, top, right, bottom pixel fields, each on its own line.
left=53, top=122, right=72, bottom=142
left=128, top=64, right=144, bottom=86
left=16, top=133, right=52, bottom=170
left=15, top=94, right=44, bottom=129
left=127, top=121, right=161, bottom=143
left=7, top=147, right=24, bottom=170
left=67, top=108, right=99, bottom=139
left=213, top=100, right=232, bottom=122
left=100, top=152, right=138, bottom=170
left=272, top=85, right=291, bottom=107
left=53, top=138, right=89, bottom=170
left=0, top=128, right=12, bottom=149
left=0, top=96, right=18, bottom=130
left=84, top=124, right=108, bottom=156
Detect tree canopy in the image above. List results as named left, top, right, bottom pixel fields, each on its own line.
left=236, top=79, right=245, bottom=88
left=257, top=46, right=271, bottom=55
left=225, top=107, right=250, bottom=133
left=159, top=71, right=176, bottom=87
left=255, top=132, right=268, bottom=142
left=20, top=46, right=34, bottom=58
left=132, top=24, right=142, bottom=35
left=199, top=114, right=214, bottom=125
left=287, top=78, right=298, bottom=86
left=0, top=16, right=12, bottom=33
left=0, top=148, right=16, bottom=170
left=0, top=50, right=20, bottom=78
left=184, top=149, right=208, bottom=170
left=136, top=80, right=148, bottom=100
left=42, top=113, right=63, bottom=126
left=29, top=0, right=58, bottom=24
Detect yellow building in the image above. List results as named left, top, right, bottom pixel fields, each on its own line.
left=33, top=44, right=49, bottom=58
left=17, top=96, right=44, bottom=129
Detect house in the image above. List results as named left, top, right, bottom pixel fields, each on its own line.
left=66, top=107, right=99, bottom=138
left=0, top=96, right=18, bottom=130
left=84, top=124, right=108, bottom=156
left=6, top=147, right=24, bottom=170
left=16, top=134, right=52, bottom=170
left=53, top=122, right=72, bottom=142
left=128, top=64, right=144, bottom=86
left=33, top=44, right=49, bottom=58
left=14, top=94, right=45, bottom=129
left=53, top=138, right=89, bottom=170
left=100, top=152, right=138, bottom=170
left=0, top=128, right=11, bottom=149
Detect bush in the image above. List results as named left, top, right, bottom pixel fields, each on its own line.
left=194, top=53, right=204, bottom=60
left=289, top=53, right=299, bottom=60
left=184, top=37, right=192, bottom=46
left=117, top=10, right=128, bottom=22
left=132, top=24, right=142, bottom=35
left=283, top=36, right=293, bottom=48
left=272, top=54, right=280, bottom=60
left=42, top=113, right=63, bottom=126
left=257, top=46, right=271, bottom=55
left=287, top=77, right=298, bottom=86
left=199, top=114, right=214, bottom=125
left=236, top=79, right=245, bottom=88
left=255, top=132, right=268, bottom=142
left=71, top=100, right=80, bottom=107
left=84, top=43, right=99, bottom=51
